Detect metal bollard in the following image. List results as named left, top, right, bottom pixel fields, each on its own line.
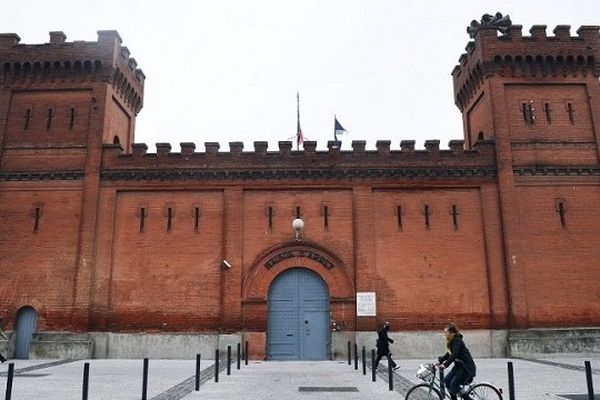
left=388, top=361, right=394, bottom=391
left=227, top=345, right=231, bottom=375
left=347, top=341, right=351, bottom=365
left=245, top=341, right=249, bottom=365
left=371, top=349, right=376, bottom=382
left=5, top=362, right=14, bottom=400
left=362, top=346, right=366, bottom=375
left=507, top=361, right=515, bottom=400
left=237, top=343, right=241, bottom=370
left=585, top=361, right=595, bottom=400
left=439, top=369, right=445, bottom=397
left=82, top=362, right=90, bottom=400
left=142, top=358, right=149, bottom=400
left=195, top=354, right=201, bottom=391
left=354, top=342, right=358, bottom=370
left=215, top=349, right=220, bottom=382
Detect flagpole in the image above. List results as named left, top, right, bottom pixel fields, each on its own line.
left=296, top=92, right=300, bottom=151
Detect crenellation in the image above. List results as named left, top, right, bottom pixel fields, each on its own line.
left=424, top=140, right=440, bottom=153
left=180, top=142, right=196, bottom=156
left=327, top=141, right=341, bottom=153
left=465, top=41, right=475, bottom=54
left=229, top=141, right=243, bottom=155
left=351, top=140, right=366, bottom=154
left=253, top=141, right=268, bottom=155
left=507, top=25, right=523, bottom=39
left=375, top=140, right=391, bottom=156
left=128, top=57, right=137, bottom=71
left=553, top=25, right=571, bottom=40
left=401, top=140, right=415, bottom=152
left=0, top=33, right=20, bottom=48
left=278, top=141, right=292, bottom=155
left=529, top=25, right=547, bottom=40
left=303, top=141, right=317, bottom=154
left=205, top=142, right=220, bottom=155
left=449, top=140, right=465, bottom=153
left=156, top=143, right=171, bottom=156
left=576, top=26, right=600, bottom=42
left=49, top=31, right=66, bottom=45
left=131, top=143, right=148, bottom=157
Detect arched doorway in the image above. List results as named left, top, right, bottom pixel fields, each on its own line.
left=267, top=268, right=329, bottom=360
left=14, top=306, right=37, bottom=359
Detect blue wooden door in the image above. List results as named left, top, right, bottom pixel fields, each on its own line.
left=268, top=268, right=329, bottom=360
left=15, top=306, right=37, bottom=359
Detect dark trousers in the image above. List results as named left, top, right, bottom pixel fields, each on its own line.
left=374, top=351, right=396, bottom=370
left=444, top=366, right=471, bottom=399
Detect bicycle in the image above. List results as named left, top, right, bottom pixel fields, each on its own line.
left=405, top=363, right=503, bottom=400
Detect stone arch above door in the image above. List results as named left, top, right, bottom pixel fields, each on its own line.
left=243, top=241, right=355, bottom=302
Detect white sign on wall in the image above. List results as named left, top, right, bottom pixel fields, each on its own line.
left=356, top=292, right=377, bottom=316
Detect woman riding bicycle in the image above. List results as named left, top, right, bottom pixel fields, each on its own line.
left=436, top=323, right=476, bottom=400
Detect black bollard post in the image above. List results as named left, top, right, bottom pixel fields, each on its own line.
left=245, top=341, right=249, bottom=365
left=362, top=346, right=366, bottom=375
left=585, top=361, right=595, bottom=400
left=371, top=349, right=376, bottom=382
left=142, top=358, right=149, bottom=400
left=354, top=342, right=358, bottom=370
left=82, top=362, right=90, bottom=400
left=507, top=361, right=515, bottom=400
left=227, top=345, right=232, bottom=375
left=347, top=341, right=351, bottom=365
left=439, top=369, right=445, bottom=397
left=215, top=349, right=220, bottom=382
left=388, top=361, right=394, bottom=391
left=195, top=354, right=201, bottom=391
left=5, top=362, right=14, bottom=400
left=237, top=343, right=241, bottom=370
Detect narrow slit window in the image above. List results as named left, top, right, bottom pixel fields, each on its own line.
left=544, top=103, right=551, bottom=124
left=555, top=200, right=567, bottom=228
left=323, top=206, right=329, bottom=231
left=24, top=108, right=32, bottom=130
left=451, top=205, right=459, bottom=230
left=567, top=102, right=575, bottom=124
left=268, top=206, right=273, bottom=232
left=139, top=207, right=147, bottom=232
left=166, top=207, right=173, bottom=231
left=194, top=207, right=200, bottom=232
left=69, top=108, right=76, bottom=129
left=423, top=205, right=431, bottom=229
left=46, top=108, right=54, bottom=130
left=522, top=102, right=535, bottom=125
left=33, top=207, right=41, bottom=232
left=296, top=206, right=301, bottom=219
left=396, top=205, right=403, bottom=231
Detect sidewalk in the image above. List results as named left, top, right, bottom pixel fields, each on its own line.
left=0, top=357, right=598, bottom=399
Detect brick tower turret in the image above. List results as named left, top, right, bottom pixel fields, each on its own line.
left=0, top=31, right=144, bottom=329
left=452, top=18, right=600, bottom=328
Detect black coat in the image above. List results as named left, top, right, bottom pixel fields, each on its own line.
left=438, top=334, right=476, bottom=377
left=376, top=326, right=394, bottom=355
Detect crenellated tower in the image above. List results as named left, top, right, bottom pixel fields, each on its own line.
left=0, top=30, right=144, bottom=154
left=452, top=17, right=600, bottom=329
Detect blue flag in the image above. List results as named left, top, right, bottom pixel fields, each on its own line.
left=334, top=116, right=347, bottom=143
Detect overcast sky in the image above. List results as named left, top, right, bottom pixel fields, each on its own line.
left=2, top=1, right=600, bottom=152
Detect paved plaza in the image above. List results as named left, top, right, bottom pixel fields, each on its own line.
left=0, top=356, right=598, bottom=399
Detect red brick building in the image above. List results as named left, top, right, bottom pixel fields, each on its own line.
left=1, top=19, right=599, bottom=360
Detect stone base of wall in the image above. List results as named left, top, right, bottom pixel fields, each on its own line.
left=8, top=328, right=600, bottom=359
left=508, top=328, right=600, bottom=357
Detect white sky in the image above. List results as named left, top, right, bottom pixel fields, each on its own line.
left=2, top=1, right=600, bottom=152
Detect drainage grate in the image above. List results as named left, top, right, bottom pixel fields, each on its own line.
left=556, top=395, right=600, bottom=400
left=299, top=386, right=359, bottom=392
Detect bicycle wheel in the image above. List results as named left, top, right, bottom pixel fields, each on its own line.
left=405, top=383, right=443, bottom=400
left=467, top=383, right=503, bottom=400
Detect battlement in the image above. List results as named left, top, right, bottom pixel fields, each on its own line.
left=0, top=30, right=144, bottom=114
left=101, top=139, right=496, bottom=174
left=452, top=24, right=600, bottom=111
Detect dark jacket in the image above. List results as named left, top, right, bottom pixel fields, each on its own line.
left=438, top=333, right=476, bottom=378
left=376, top=326, right=394, bottom=355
